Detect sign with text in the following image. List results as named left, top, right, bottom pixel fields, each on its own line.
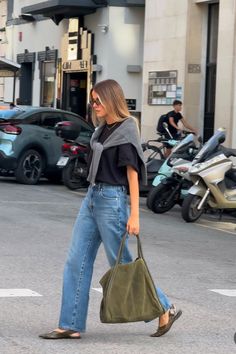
left=148, top=70, right=177, bottom=105
left=62, top=60, right=88, bottom=72
left=126, top=99, right=136, bottom=111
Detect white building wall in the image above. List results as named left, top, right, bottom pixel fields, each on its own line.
left=0, top=0, right=7, bottom=101
left=4, top=18, right=67, bottom=105
left=4, top=4, right=144, bottom=111
left=85, top=6, right=144, bottom=112
left=13, top=0, right=41, bottom=17
left=214, top=0, right=236, bottom=147
left=143, top=0, right=236, bottom=146
left=142, top=0, right=189, bottom=140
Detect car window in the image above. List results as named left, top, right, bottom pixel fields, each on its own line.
left=40, top=112, right=62, bottom=129
left=63, top=113, right=93, bottom=141
left=21, top=113, right=42, bottom=125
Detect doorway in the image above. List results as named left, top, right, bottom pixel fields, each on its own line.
left=62, top=72, right=87, bottom=118
left=203, top=3, right=219, bottom=141
left=19, top=63, right=33, bottom=105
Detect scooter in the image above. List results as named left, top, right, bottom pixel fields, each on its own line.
left=146, top=132, right=200, bottom=211
left=141, top=122, right=190, bottom=197
left=140, top=142, right=164, bottom=195
left=140, top=129, right=179, bottom=195
left=55, top=121, right=89, bottom=190
left=181, top=128, right=236, bottom=222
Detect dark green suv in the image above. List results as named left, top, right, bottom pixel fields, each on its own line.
left=0, top=107, right=94, bottom=184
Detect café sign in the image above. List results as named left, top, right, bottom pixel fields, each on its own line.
left=62, top=60, right=89, bottom=72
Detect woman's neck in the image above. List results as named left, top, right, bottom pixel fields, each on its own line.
left=105, top=115, right=117, bottom=124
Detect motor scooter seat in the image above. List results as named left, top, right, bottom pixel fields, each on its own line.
left=146, top=159, right=164, bottom=173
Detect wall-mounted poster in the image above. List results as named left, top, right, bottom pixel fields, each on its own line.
left=148, top=70, right=177, bottom=105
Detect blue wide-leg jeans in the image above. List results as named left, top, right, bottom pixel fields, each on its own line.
left=58, top=184, right=171, bottom=332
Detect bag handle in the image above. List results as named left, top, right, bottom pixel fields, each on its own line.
left=115, top=233, right=144, bottom=266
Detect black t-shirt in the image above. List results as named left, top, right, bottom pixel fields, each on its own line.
left=88, top=122, right=140, bottom=186
left=166, top=110, right=183, bottom=137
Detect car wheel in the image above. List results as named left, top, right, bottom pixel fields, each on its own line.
left=15, top=149, right=43, bottom=185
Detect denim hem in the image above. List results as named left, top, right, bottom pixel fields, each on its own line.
left=58, top=325, right=86, bottom=333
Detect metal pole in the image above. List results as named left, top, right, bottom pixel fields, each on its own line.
left=13, top=71, right=16, bottom=103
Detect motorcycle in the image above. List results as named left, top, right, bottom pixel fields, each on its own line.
left=55, top=119, right=177, bottom=193
left=140, top=131, right=179, bottom=195
left=146, top=132, right=200, bottom=211
left=140, top=142, right=164, bottom=195
left=141, top=122, right=191, bottom=197
left=55, top=121, right=89, bottom=190
left=55, top=120, right=186, bottom=193
left=181, top=128, right=236, bottom=222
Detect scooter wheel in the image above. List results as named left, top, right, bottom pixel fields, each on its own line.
left=62, top=160, right=87, bottom=190
left=181, top=193, right=204, bottom=222
left=147, top=184, right=177, bottom=213
left=146, top=186, right=160, bottom=209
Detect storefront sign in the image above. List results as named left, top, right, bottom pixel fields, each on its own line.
left=62, top=60, right=88, bottom=72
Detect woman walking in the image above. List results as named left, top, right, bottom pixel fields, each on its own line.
left=39, top=79, right=182, bottom=340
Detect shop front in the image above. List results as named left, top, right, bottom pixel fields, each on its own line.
left=60, top=18, right=93, bottom=120
left=62, top=60, right=90, bottom=119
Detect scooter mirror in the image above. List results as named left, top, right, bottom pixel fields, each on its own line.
left=218, top=136, right=225, bottom=144
left=197, top=136, right=203, bottom=144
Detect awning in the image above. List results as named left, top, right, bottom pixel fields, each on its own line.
left=0, top=57, right=21, bottom=77
left=21, top=0, right=107, bottom=25
left=21, top=0, right=144, bottom=25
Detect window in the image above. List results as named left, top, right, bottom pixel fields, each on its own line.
left=40, top=61, right=56, bottom=107
left=22, top=113, right=41, bottom=125
left=63, top=113, right=93, bottom=142
left=40, top=112, right=62, bottom=129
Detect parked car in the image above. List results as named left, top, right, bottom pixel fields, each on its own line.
left=0, top=107, right=94, bottom=184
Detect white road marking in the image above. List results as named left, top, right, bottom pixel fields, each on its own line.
left=196, top=220, right=236, bottom=235
left=92, top=287, right=103, bottom=294
left=210, top=289, right=236, bottom=297
left=0, top=289, right=42, bottom=297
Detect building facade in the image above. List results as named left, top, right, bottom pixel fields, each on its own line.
left=0, top=0, right=7, bottom=101
left=1, top=0, right=144, bottom=121
left=142, top=0, right=236, bottom=147
left=1, top=0, right=236, bottom=147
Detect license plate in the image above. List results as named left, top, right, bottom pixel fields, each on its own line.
left=57, top=156, right=69, bottom=167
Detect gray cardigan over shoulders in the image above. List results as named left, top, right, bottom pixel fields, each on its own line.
left=87, top=117, right=147, bottom=186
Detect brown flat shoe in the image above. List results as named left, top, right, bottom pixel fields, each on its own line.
left=150, top=309, right=182, bottom=337
left=39, top=330, right=81, bottom=340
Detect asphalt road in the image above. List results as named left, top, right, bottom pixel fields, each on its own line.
left=0, top=177, right=235, bottom=354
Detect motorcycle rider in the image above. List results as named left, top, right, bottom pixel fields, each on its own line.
left=161, top=100, right=198, bottom=156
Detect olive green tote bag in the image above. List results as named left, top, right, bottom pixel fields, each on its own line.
left=99, top=233, right=165, bottom=323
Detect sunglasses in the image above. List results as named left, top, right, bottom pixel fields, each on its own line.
left=89, top=97, right=102, bottom=106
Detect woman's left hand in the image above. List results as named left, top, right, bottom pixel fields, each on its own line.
left=126, top=215, right=139, bottom=236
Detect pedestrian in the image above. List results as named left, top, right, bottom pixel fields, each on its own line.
left=9, top=102, right=16, bottom=109
left=159, top=99, right=197, bottom=156
left=9, top=101, right=22, bottom=111
left=39, top=79, right=182, bottom=340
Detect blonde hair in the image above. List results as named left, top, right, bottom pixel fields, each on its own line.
left=90, top=79, right=131, bottom=127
